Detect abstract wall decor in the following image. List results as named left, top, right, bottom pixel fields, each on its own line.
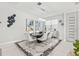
left=7, top=14, right=16, bottom=27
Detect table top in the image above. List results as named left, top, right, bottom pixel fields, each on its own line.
left=30, top=33, right=43, bottom=38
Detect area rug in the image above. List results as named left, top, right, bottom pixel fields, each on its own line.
left=15, top=39, right=62, bottom=56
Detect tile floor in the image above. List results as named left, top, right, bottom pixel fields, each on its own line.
left=0, top=43, right=26, bottom=56
left=49, top=41, right=73, bottom=56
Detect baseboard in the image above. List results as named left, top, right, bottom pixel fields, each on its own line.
left=0, top=40, right=24, bottom=46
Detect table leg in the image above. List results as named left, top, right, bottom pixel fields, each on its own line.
left=36, top=38, right=42, bottom=43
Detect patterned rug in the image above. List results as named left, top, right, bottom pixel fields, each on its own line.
left=15, top=39, right=62, bottom=56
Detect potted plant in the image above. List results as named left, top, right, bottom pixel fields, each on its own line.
left=73, top=40, right=79, bottom=56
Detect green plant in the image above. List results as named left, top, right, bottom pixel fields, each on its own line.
left=73, top=40, right=79, bottom=56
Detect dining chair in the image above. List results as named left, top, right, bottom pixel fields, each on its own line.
left=26, top=32, right=36, bottom=42
left=38, top=31, right=49, bottom=42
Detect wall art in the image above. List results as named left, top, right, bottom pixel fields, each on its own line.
left=7, top=14, right=16, bottom=27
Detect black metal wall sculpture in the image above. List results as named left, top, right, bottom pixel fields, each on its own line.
left=7, top=14, right=16, bottom=27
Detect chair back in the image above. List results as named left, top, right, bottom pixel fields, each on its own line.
left=27, top=32, right=36, bottom=41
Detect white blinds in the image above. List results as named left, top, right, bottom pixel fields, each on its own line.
left=66, top=12, right=78, bottom=42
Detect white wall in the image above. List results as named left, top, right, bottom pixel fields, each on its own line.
left=64, top=8, right=79, bottom=41
left=45, top=14, right=64, bottom=40
left=0, top=7, right=38, bottom=45
left=45, top=4, right=79, bottom=41
left=0, top=3, right=79, bottom=45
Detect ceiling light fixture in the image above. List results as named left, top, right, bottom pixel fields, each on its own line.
left=37, top=2, right=42, bottom=6
left=37, top=2, right=45, bottom=12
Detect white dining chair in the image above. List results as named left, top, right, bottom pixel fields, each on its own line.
left=26, top=32, right=36, bottom=42
left=38, top=31, right=49, bottom=41
left=48, top=31, right=54, bottom=39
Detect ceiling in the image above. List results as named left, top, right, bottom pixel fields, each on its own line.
left=0, top=2, right=79, bottom=18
